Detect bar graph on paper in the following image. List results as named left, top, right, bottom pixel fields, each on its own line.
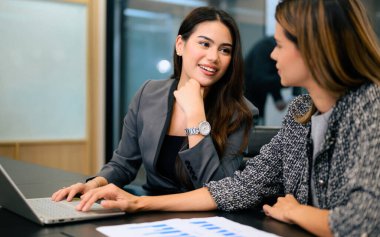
left=96, top=217, right=279, bottom=237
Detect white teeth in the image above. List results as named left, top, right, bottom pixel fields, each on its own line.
left=199, top=65, right=216, bottom=72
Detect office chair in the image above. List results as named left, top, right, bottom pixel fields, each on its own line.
left=244, top=125, right=281, bottom=158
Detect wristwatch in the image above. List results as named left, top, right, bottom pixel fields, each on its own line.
left=185, top=121, right=211, bottom=136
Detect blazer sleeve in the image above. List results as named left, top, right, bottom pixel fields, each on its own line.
left=95, top=81, right=150, bottom=187
left=204, top=96, right=310, bottom=211
left=204, top=120, right=287, bottom=211
left=178, top=101, right=258, bottom=189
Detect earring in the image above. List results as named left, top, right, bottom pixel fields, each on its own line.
left=176, top=49, right=182, bottom=56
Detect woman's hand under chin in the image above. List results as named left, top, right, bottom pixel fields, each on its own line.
left=174, top=78, right=205, bottom=119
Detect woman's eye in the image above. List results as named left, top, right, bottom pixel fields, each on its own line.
left=220, top=47, right=231, bottom=55
left=199, top=41, right=210, bottom=47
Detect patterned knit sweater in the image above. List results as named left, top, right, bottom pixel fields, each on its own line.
left=205, top=83, right=379, bottom=236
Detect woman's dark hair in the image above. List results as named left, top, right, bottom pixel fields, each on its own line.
left=171, top=7, right=253, bottom=189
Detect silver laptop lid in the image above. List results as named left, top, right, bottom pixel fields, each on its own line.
left=0, top=164, right=42, bottom=224
left=0, top=164, right=125, bottom=225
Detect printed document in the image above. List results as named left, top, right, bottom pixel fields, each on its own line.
left=97, top=216, right=279, bottom=237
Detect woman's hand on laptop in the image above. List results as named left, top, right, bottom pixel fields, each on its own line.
left=75, top=183, right=140, bottom=212
left=51, top=183, right=93, bottom=202
left=51, top=177, right=107, bottom=202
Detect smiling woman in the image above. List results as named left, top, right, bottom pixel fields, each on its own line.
left=109, top=0, right=269, bottom=141
left=52, top=6, right=257, bottom=202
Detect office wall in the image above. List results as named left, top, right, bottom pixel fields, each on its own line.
left=0, top=0, right=86, bottom=141
left=0, top=0, right=105, bottom=175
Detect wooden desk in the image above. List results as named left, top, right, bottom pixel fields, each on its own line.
left=0, top=157, right=314, bottom=237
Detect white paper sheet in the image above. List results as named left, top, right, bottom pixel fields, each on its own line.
left=96, top=216, right=279, bottom=237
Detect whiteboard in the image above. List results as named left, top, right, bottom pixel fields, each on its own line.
left=0, top=0, right=87, bottom=141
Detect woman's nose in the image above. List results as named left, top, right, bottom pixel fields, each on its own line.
left=206, top=48, right=219, bottom=62
left=270, top=48, right=277, bottom=61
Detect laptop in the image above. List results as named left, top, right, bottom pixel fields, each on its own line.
left=0, top=164, right=125, bottom=225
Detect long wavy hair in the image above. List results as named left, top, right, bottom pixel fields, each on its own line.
left=172, top=7, right=253, bottom=155
left=275, top=0, right=380, bottom=123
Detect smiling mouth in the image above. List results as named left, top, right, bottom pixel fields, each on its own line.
left=199, top=64, right=217, bottom=73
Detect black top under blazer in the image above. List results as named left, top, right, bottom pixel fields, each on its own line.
left=97, top=78, right=258, bottom=194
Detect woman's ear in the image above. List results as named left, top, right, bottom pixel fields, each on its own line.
left=175, top=35, right=184, bottom=56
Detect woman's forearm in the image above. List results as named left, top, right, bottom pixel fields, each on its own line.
left=137, top=187, right=218, bottom=212
left=289, top=205, right=333, bottom=237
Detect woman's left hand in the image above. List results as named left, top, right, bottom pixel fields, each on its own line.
left=262, top=194, right=301, bottom=224
left=75, top=184, right=139, bottom=212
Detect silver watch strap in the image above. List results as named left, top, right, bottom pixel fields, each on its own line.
left=185, top=127, right=199, bottom=136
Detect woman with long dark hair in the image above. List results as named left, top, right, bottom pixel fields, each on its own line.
left=52, top=7, right=255, bottom=199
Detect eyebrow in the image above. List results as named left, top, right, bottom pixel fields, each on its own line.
left=197, top=35, right=233, bottom=47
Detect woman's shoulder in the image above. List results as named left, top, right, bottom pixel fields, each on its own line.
left=243, top=97, right=259, bottom=116
left=135, top=78, right=177, bottom=99
left=287, top=94, right=312, bottom=118
left=352, top=82, right=380, bottom=105
left=337, top=83, right=380, bottom=114
left=342, top=83, right=380, bottom=122
left=130, top=79, right=176, bottom=107
left=141, top=78, right=177, bottom=92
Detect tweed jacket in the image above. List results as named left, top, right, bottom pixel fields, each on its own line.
left=97, top=79, right=257, bottom=194
left=206, top=83, right=379, bottom=236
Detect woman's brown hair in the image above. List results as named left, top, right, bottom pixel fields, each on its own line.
left=275, top=0, right=380, bottom=123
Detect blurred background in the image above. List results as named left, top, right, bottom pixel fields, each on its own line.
left=1, top=0, right=379, bottom=174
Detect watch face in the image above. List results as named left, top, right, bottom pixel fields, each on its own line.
left=199, top=121, right=211, bottom=136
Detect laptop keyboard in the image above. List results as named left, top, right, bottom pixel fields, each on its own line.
left=27, top=198, right=104, bottom=219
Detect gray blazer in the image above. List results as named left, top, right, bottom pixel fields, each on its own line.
left=97, top=78, right=258, bottom=194
left=206, top=83, right=380, bottom=237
